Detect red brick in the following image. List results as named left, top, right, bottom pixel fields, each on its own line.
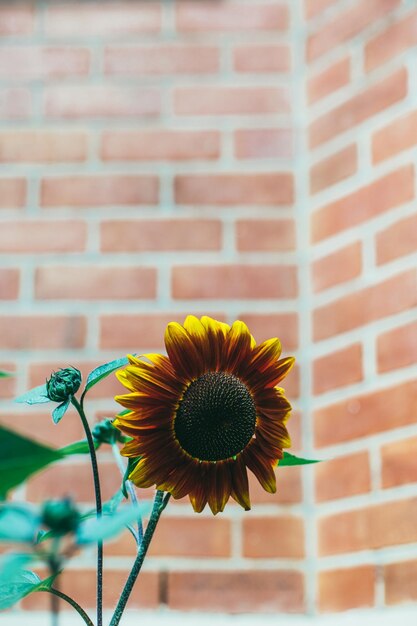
left=0, top=4, right=34, bottom=36
left=0, top=130, right=87, bottom=163
left=249, top=466, right=303, bottom=504
left=0, top=362, right=16, bottom=398
left=176, top=2, right=289, bottom=32
left=0, top=47, right=89, bottom=79
left=311, top=242, right=362, bottom=293
left=315, top=451, right=371, bottom=502
left=234, top=44, right=290, bottom=73
left=41, top=175, right=158, bottom=207
left=309, top=68, right=407, bottom=148
left=35, top=266, right=156, bottom=301
left=381, top=437, right=417, bottom=488
left=0, top=220, right=86, bottom=253
left=44, top=85, right=160, bottom=119
left=172, top=265, right=298, bottom=300
left=99, top=312, right=225, bottom=351
left=312, top=165, right=414, bottom=242
left=168, top=570, right=305, bottom=613
left=0, top=87, right=31, bottom=119
left=150, top=517, right=230, bottom=557
left=104, top=45, right=219, bottom=75
left=0, top=270, right=19, bottom=300
left=313, top=270, right=417, bottom=341
left=243, top=516, right=305, bottom=559
left=378, top=321, right=417, bottom=373
left=289, top=410, right=302, bottom=452
left=385, top=560, right=417, bottom=605
left=175, top=173, right=294, bottom=206
left=305, top=0, right=339, bottom=19
left=174, top=87, right=290, bottom=115
left=237, top=312, right=299, bottom=350
left=0, top=411, right=84, bottom=448
left=314, top=379, right=417, bottom=447
left=366, top=10, right=417, bottom=71
left=372, top=111, right=417, bottom=164
left=319, top=566, right=375, bottom=612
left=0, top=178, right=26, bottom=208
left=313, top=344, right=363, bottom=395
left=308, top=57, right=350, bottom=104
left=101, top=219, right=221, bottom=252
left=0, top=315, right=86, bottom=349
left=234, top=128, right=293, bottom=159
left=376, top=214, right=417, bottom=265
left=307, top=0, right=400, bottom=61
left=236, top=219, right=296, bottom=251
left=285, top=363, right=300, bottom=399
left=45, top=3, right=161, bottom=36
left=310, top=144, right=357, bottom=194
left=101, top=130, right=220, bottom=161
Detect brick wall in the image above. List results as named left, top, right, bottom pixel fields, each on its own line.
left=1, top=0, right=417, bottom=619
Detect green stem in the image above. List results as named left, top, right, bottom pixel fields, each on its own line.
left=42, top=588, right=95, bottom=626
left=109, top=490, right=170, bottom=626
left=111, top=443, right=144, bottom=544
left=71, top=396, right=103, bottom=626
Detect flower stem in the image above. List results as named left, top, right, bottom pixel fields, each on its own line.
left=43, top=588, right=94, bottom=626
left=71, top=395, right=103, bottom=626
left=109, top=490, right=170, bottom=626
left=111, top=443, right=144, bottom=544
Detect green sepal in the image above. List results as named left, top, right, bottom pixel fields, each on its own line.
left=279, top=452, right=320, bottom=466
left=84, top=356, right=129, bottom=395
left=52, top=398, right=70, bottom=424
left=15, top=384, right=50, bottom=405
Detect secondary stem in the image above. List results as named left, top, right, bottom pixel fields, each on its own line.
left=111, top=442, right=144, bottom=544
left=44, top=588, right=94, bottom=626
left=109, top=490, right=170, bottom=626
left=71, top=395, right=103, bottom=626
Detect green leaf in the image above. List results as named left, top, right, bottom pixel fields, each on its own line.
left=52, top=398, right=70, bottom=424
left=15, top=384, right=50, bottom=405
left=279, top=452, right=320, bottom=466
left=0, top=370, right=13, bottom=378
left=0, top=426, right=64, bottom=498
left=84, top=356, right=129, bottom=394
left=0, top=556, right=57, bottom=610
left=0, top=504, right=39, bottom=543
left=59, top=438, right=100, bottom=457
left=77, top=503, right=150, bottom=544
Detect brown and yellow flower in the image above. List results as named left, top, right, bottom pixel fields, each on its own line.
left=113, top=316, right=294, bottom=515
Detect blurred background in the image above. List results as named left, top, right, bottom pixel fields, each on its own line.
left=1, top=0, right=417, bottom=622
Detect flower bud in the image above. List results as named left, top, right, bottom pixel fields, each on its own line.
left=46, top=367, right=81, bottom=402
left=41, top=498, right=81, bottom=535
left=92, top=418, right=124, bottom=445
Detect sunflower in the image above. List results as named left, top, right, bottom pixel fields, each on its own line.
left=113, top=316, right=294, bottom=515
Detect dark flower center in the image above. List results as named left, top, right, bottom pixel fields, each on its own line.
left=174, top=371, right=256, bottom=462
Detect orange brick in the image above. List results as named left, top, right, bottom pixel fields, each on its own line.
left=305, top=0, right=339, bottom=19
left=175, top=173, right=294, bottom=206
left=0, top=220, right=86, bottom=253
left=35, top=266, right=156, bottom=300
left=174, top=87, right=290, bottom=115
left=381, top=437, right=417, bottom=488
left=0, top=47, right=89, bottom=79
left=237, top=312, right=299, bottom=350
left=313, top=269, right=417, bottom=341
left=104, top=45, right=219, bottom=75
left=311, top=242, right=362, bottom=293
left=41, top=175, right=158, bottom=207
left=366, top=9, right=417, bottom=71
left=312, top=165, right=414, bottom=242
left=385, top=560, right=417, bottom=605
left=101, top=219, right=221, bottom=252
left=249, top=465, right=303, bottom=505
left=45, top=85, right=161, bottom=119
left=149, top=516, right=231, bottom=558
left=315, top=451, right=371, bottom=502
left=0, top=178, right=26, bottom=208
left=308, top=57, right=350, bottom=104
left=0, top=315, right=86, bottom=349
left=0, top=362, right=16, bottom=398
left=309, top=68, right=407, bottom=148
left=236, top=219, right=296, bottom=251
left=234, top=44, right=291, bottom=73
left=168, top=570, right=305, bottom=613
left=101, top=129, right=220, bottom=161
left=372, top=111, right=417, bottom=163
left=172, top=265, right=298, bottom=300
left=376, top=214, right=417, bottom=265
left=378, top=320, right=417, bottom=373
left=285, top=363, right=300, bottom=399
left=0, top=5, right=33, bottom=36
left=0, top=87, right=31, bottom=119
left=310, top=144, right=357, bottom=194
left=0, top=269, right=19, bottom=300
left=314, top=379, right=417, bottom=447
left=313, top=343, right=363, bottom=395
left=176, top=2, right=289, bottom=32
left=0, top=411, right=84, bottom=448
left=234, top=128, right=293, bottom=159
left=243, top=516, right=305, bottom=559
left=0, top=131, right=88, bottom=163
left=319, top=566, right=375, bottom=612
left=307, top=0, right=400, bottom=61
left=45, top=3, right=161, bottom=36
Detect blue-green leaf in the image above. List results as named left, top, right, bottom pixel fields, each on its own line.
left=279, top=452, right=320, bottom=466
left=0, top=557, right=56, bottom=610
left=59, top=439, right=100, bottom=457
left=84, top=357, right=129, bottom=394
left=0, top=504, right=39, bottom=543
left=52, top=398, right=70, bottom=424
left=15, top=384, right=50, bottom=405
left=77, top=503, right=150, bottom=544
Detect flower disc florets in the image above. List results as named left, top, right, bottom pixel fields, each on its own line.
left=46, top=367, right=81, bottom=402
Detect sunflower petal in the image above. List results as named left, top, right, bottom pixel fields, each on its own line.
left=207, top=462, right=232, bottom=515
left=200, top=316, right=229, bottom=370
left=224, top=320, right=254, bottom=373
left=243, top=443, right=277, bottom=494
left=183, top=315, right=211, bottom=362
left=165, top=321, right=205, bottom=380
left=230, top=455, right=251, bottom=510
